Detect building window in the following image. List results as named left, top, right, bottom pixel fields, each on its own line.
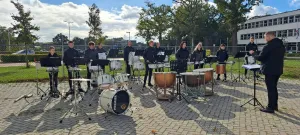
left=283, top=17, right=288, bottom=24
left=289, top=16, right=294, bottom=23
left=282, top=30, right=287, bottom=37
left=277, top=31, right=282, bottom=37
left=252, top=22, right=255, bottom=28
left=268, top=19, right=273, bottom=26
left=295, top=15, right=300, bottom=22
left=288, top=29, right=294, bottom=37
left=259, top=33, right=263, bottom=39
left=248, top=23, right=251, bottom=29
left=256, top=22, right=259, bottom=28
left=240, top=35, right=243, bottom=40
left=244, top=24, right=248, bottom=29
left=294, top=29, right=299, bottom=36
left=264, top=20, right=268, bottom=26
left=255, top=33, right=258, bottom=39
left=260, top=21, right=263, bottom=27
left=273, top=18, right=277, bottom=25
left=278, top=18, right=282, bottom=24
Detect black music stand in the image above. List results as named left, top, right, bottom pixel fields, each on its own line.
left=165, top=50, right=173, bottom=56
left=40, top=57, right=62, bottom=100
left=134, top=50, right=144, bottom=56
left=107, top=49, right=119, bottom=58
left=205, top=56, right=218, bottom=68
left=170, top=60, right=189, bottom=103
left=233, top=52, right=247, bottom=83
left=240, top=65, right=264, bottom=108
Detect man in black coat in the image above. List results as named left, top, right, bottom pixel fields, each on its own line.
left=143, top=40, right=156, bottom=87
left=96, top=43, right=106, bottom=72
left=256, top=32, right=285, bottom=113
left=84, top=41, right=98, bottom=90
left=245, top=37, right=258, bottom=77
left=123, top=41, right=135, bottom=76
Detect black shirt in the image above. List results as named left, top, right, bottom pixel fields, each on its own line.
left=84, top=48, right=98, bottom=63
left=96, top=47, right=106, bottom=53
left=63, top=48, right=80, bottom=66
left=124, top=46, right=135, bottom=61
left=191, top=49, right=206, bottom=62
left=48, top=53, right=58, bottom=58
left=155, top=47, right=165, bottom=62
left=256, top=38, right=285, bottom=75
left=176, top=48, right=189, bottom=60
left=143, top=46, right=156, bottom=63
left=246, top=42, right=258, bottom=55
left=216, top=49, right=229, bottom=62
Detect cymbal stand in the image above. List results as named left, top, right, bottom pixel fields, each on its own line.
left=60, top=80, right=91, bottom=123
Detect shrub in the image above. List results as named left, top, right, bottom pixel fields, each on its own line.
left=0, top=54, right=61, bottom=63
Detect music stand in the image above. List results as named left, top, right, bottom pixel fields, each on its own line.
left=165, top=50, right=173, bottom=56
left=170, top=60, right=189, bottom=103
left=205, top=56, right=218, bottom=68
left=233, top=52, right=247, bottom=83
left=134, top=50, right=144, bottom=56
left=107, top=49, right=119, bottom=58
left=240, top=64, right=264, bottom=108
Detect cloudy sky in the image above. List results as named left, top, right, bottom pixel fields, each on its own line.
left=0, top=0, right=298, bottom=43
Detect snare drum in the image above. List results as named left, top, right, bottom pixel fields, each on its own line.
left=216, top=64, right=226, bottom=74
left=97, top=74, right=113, bottom=88
left=193, top=68, right=214, bottom=84
left=110, top=60, right=122, bottom=70
left=46, top=67, right=59, bottom=72
left=180, top=72, right=205, bottom=87
left=115, top=73, right=129, bottom=84
left=148, top=64, right=158, bottom=69
left=133, top=62, right=144, bottom=70
left=164, top=63, right=170, bottom=68
left=88, top=62, right=102, bottom=72
left=100, top=89, right=130, bottom=115
left=157, top=62, right=164, bottom=68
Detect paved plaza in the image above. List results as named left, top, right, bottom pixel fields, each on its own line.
left=0, top=78, right=300, bottom=135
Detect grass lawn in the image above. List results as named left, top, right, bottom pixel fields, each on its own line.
left=0, top=56, right=299, bottom=83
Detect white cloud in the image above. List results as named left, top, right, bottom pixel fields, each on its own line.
left=0, top=0, right=143, bottom=43
left=247, top=4, right=280, bottom=18
left=290, top=0, right=300, bottom=7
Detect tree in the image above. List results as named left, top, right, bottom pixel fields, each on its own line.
left=86, top=3, right=103, bottom=39
left=72, top=37, right=85, bottom=45
left=214, top=0, right=262, bottom=53
left=136, top=2, right=172, bottom=43
left=11, top=0, right=40, bottom=68
left=52, top=33, right=68, bottom=45
left=0, top=26, right=15, bottom=49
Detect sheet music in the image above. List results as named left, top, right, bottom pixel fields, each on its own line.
left=98, top=53, right=107, bottom=59
left=242, top=64, right=261, bottom=70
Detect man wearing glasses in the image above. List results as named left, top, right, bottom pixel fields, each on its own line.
left=84, top=41, right=98, bottom=90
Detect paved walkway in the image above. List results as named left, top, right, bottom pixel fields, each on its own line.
left=0, top=78, right=299, bottom=135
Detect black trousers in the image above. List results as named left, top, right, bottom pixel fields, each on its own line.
left=125, top=60, right=131, bottom=75
left=86, top=66, right=91, bottom=88
left=101, top=65, right=105, bottom=73
left=66, top=66, right=81, bottom=90
left=155, top=68, right=163, bottom=72
left=265, top=74, right=280, bottom=109
left=244, top=69, right=248, bottom=76
left=144, top=63, right=153, bottom=85
left=49, top=72, right=58, bottom=91
left=194, top=64, right=204, bottom=69
left=217, top=74, right=227, bottom=79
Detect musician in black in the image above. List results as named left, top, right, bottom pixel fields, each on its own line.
left=143, top=40, right=156, bottom=87
left=191, top=42, right=206, bottom=69
left=256, top=32, right=285, bottom=113
left=245, top=36, right=258, bottom=77
left=124, top=41, right=135, bottom=76
left=85, top=41, right=98, bottom=90
left=176, top=41, right=189, bottom=60
left=155, top=42, right=164, bottom=72
left=96, top=43, right=106, bottom=72
left=63, top=41, right=83, bottom=96
left=216, top=44, right=229, bottom=80
left=48, top=46, right=59, bottom=98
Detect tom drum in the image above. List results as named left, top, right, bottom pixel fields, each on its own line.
left=216, top=64, right=226, bottom=74
left=193, top=68, right=214, bottom=84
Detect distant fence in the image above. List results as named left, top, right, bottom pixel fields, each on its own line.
left=0, top=44, right=248, bottom=63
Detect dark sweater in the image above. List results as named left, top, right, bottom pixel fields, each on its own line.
left=123, top=46, right=135, bottom=61
left=216, top=49, right=229, bottom=62
left=143, top=46, right=156, bottom=63
left=176, top=48, right=189, bottom=60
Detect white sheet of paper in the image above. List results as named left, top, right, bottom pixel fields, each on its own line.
left=98, top=53, right=106, bottom=59
left=242, top=64, right=261, bottom=70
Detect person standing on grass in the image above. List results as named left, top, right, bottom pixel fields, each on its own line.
left=256, top=31, right=285, bottom=113
left=96, top=43, right=106, bottom=72
left=245, top=36, right=258, bottom=77
left=123, top=41, right=135, bottom=77
left=216, top=44, right=228, bottom=81
left=84, top=41, right=98, bottom=91
left=47, top=46, right=59, bottom=98
left=143, top=40, right=156, bottom=87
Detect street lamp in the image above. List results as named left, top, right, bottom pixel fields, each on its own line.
left=64, top=21, right=73, bottom=40
left=126, top=32, right=130, bottom=45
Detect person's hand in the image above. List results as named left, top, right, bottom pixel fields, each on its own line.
left=249, top=50, right=254, bottom=54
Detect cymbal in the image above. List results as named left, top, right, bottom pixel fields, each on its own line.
left=70, top=78, right=92, bottom=82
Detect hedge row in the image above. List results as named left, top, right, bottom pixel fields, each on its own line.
left=0, top=54, right=54, bottom=63
left=286, top=53, right=300, bottom=57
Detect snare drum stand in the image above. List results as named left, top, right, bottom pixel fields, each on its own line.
left=176, top=74, right=190, bottom=103
left=60, top=80, right=92, bottom=123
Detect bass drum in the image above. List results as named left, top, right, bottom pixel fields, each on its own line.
left=100, top=89, right=130, bottom=115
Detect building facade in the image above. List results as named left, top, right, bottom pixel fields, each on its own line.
left=237, top=9, right=300, bottom=52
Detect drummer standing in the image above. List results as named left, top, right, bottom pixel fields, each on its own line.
left=244, top=36, right=258, bottom=77
left=124, top=41, right=135, bottom=76
left=143, top=40, right=156, bottom=87
left=191, top=42, right=206, bottom=69
left=175, top=41, right=189, bottom=74
left=216, top=44, right=228, bottom=80
left=155, top=42, right=164, bottom=72
left=96, top=43, right=106, bottom=72
left=84, top=41, right=98, bottom=90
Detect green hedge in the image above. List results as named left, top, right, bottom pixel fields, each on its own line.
left=0, top=54, right=61, bottom=63
left=286, top=53, right=300, bottom=57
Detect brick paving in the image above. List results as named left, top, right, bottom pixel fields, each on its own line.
left=0, top=77, right=299, bottom=135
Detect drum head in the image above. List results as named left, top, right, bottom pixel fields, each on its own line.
left=112, top=90, right=130, bottom=114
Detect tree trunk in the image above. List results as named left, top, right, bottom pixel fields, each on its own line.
left=231, top=31, right=238, bottom=55
left=25, top=43, right=29, bottom=68
left=158, top=33, right=162, bottom=43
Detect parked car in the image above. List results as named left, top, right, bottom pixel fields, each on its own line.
left=12, top=50, right=35, bottom=55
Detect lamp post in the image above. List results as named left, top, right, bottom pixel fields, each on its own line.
left=64, top=21, right=73, bottom=40
left=126, top=32, right=130, bottom=45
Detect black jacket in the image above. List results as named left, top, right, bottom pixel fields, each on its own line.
left=84, top=48, right=98, bottom=63
left=256, top=38, right=285, bottom=75
left=48, top=53, right=59, bottom=58
left=191, top=49, right=206, bottom=62
left=176, top=48, right=189, bottom=60
left=63, top=48, right=80, bottom=66
left=123, top=46, right=135, bottom=61
left=246, top=42, right=258, bottom=55
left=155, top=47, right=165, bottom=62
left=216, top=49, right=229, bottom=62
left=143, top=46, right=156, bottom=63
left=96, top=47, right=106, bottom=53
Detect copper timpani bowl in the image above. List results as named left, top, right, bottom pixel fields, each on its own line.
left=153, top=72, right=176, bottom=89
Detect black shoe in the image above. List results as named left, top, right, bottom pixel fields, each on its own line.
left=275, top=106, right=278, bottom=111
left=148, top=83, right=153, bottom=87
left=260, top=107, right=275, bottom=113
left=143, top=84, right=146, bottom=88
left=78, top=88, right=86, bottom=93
left=65, top=90, right=74, bottom=97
